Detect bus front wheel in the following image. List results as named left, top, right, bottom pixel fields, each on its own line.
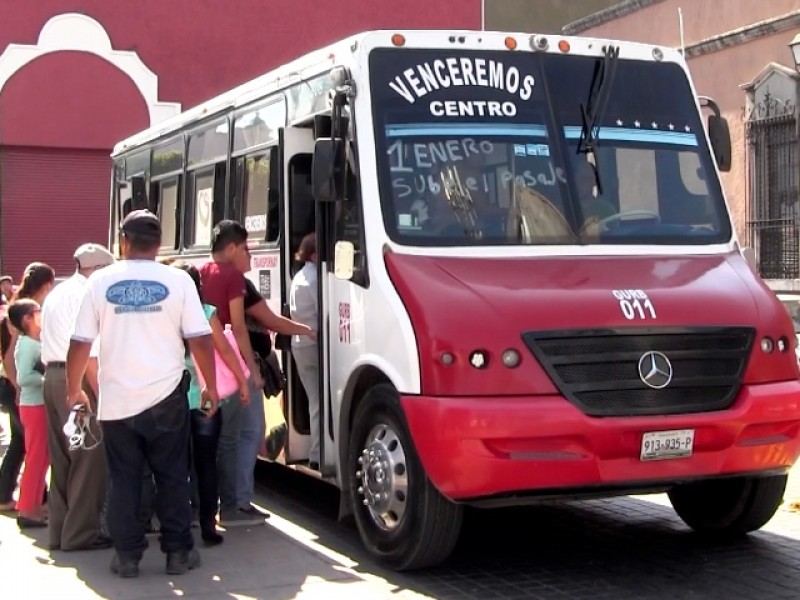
left=668, top=474, right=787, bottom=535
left=348, top=384, right=463, bottom=570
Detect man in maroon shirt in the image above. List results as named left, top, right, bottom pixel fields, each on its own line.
left=199, top=220, right=266, bottom=527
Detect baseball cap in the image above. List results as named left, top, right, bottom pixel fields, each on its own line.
left=74, top=243, right=115, bottom=269
left=121, top=209, right=161, bottom=238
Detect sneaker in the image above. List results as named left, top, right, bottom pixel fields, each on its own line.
left=110, top=553, right=140, bottom=578
left=239, top=504, right=270, bottom=519
left=165, top=547, right=201, bottom=575
left=218, top=509, right=264, bottom=527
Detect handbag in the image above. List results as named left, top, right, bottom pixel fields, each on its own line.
left=193, top=324, right=250, bottom=398
left=258, top=349, right=286, bottom=397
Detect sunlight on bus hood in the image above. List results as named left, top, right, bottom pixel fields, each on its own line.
left=384, top=250, right=797, bottom=397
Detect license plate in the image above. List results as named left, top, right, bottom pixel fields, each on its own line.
left=640, top=429, right=695, bottom=461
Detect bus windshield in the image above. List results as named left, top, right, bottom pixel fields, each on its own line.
left=369, top=48, right=731, bottom=247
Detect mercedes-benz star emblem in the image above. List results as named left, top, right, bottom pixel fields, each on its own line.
left=637, top=351, right=673, bottom=389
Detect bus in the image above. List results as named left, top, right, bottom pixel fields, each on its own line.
left=109, top=30, right=800, bottom=570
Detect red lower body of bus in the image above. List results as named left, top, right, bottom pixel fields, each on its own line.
left=400, top=380, right=800, bottom=502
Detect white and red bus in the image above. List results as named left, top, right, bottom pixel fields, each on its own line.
left=110, top=30, right=800, bottom=570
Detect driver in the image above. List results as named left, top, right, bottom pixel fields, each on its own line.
left=574, top=158, right=616, bottom=235
left=409, top=198, right=431, bottom=229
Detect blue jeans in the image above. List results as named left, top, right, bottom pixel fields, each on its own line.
left=217, top=393, right=243, bottom=513
left=101, top=379, right=194, bottom=560
left=236, top=379, right=264, bottom=508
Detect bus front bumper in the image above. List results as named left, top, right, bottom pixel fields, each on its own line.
left=399, top=381, right=800, bottom=501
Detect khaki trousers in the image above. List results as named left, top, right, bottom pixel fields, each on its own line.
left=43, top=364, right=107, bottom=550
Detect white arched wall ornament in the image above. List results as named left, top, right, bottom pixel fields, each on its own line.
left=0, top=12, right=181, bottom=125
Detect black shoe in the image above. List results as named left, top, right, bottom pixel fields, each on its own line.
left=201, top=526, right=224, bottom=547
left=165, top=547, right=201, bottom=575
left=110, top=553, right=140, bottom=578
left=17, top=516, right=47, bottom=529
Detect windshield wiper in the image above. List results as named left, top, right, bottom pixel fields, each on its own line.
left=577, top=45, right=620, bottom=194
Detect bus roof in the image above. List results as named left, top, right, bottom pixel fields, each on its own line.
left=112, top=29, right=679, bottom=157
left=111, top=33, right=366, bottom=156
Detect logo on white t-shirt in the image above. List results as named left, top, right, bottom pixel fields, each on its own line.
left=106, top=280, right=169, bottom=314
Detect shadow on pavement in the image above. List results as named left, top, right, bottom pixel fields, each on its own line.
left=2, top=507, right=404, bottom=599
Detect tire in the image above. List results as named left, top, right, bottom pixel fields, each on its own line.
left=348, top=384, right=463, bottom=570
left=668, top=474, right=787, bottom=535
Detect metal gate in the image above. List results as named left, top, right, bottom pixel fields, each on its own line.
left=745, top=112, right=800, bottom=280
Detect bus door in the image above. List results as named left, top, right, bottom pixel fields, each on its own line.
left=279, top=125, right=330, bottom=467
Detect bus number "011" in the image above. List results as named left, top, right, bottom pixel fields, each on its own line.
left=612, top=289, right=657, bottom=321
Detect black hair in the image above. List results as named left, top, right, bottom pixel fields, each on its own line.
left=122, top=230, right=161, bottom=253
left=294, top=232, right=317, bottom=262
left=14, top=263, right=55, bottom=302
left=173, top=262, right=202, bottom=357
left=174, top=262, right=202, bottom=297
left=8, top=299, right=39, bottom=334
left=211, top=220, right=248, bottom=253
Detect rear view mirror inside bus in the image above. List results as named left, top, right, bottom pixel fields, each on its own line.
left=334, top=241, right=355, bottom=280
left=312, top=138, right=345, bottom=202
left=707, top=115, right=732, bottom=172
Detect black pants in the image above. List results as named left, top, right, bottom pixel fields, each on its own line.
left=190, top=409, right=221, bottom=530
left=0, top=379, right=23, bottom=504
left=101, top=381, right=194, bottom=560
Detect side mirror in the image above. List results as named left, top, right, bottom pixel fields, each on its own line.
left=708, top=115, right=732, bottom=172
left=334, top=241, right=355, bottom=280
left=698, top=96, right=731, bottom=173
left=312, top=138, right=345, bottom=202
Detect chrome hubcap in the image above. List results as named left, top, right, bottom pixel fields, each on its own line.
left=355, top=423, right=408, bottom=531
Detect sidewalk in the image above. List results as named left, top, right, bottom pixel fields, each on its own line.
left=0, top=506, right=430, bottom=600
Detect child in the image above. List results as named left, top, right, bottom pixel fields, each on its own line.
left=9, top=299, right=48, bottom=528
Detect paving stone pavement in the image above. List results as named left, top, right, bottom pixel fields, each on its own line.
left=253, top=461, right=800, bottom=600
left=3, top=409, right=800, bottom=599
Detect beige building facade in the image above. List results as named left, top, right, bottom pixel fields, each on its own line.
left=565, top=0, right=800, bottom=286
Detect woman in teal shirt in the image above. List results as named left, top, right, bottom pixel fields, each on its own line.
left=177, top=263, right=248, bottom=546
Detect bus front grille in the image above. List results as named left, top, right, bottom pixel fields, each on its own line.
left=521, top=327, right=755, bottom=417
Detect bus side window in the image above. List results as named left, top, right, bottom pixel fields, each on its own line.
left=234, top=150, right=279, bottom=243
left=151, top=176, right=181, bottom=251
left=130, top=176, right=148, bottom=214
left=185, top=162, right=225, bottom=248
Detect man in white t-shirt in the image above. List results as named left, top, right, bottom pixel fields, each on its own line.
left=66, top=210, right=219, bottom=579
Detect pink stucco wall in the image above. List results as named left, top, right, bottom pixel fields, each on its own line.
left=576, top=0, right=799, bottom=50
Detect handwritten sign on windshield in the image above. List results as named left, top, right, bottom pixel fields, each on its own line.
left=387, top=137, right=566, bottom=202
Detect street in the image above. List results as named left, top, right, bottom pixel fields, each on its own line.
left=3, top=417, right=800, bottom=599
left=255, top=462, right=800, bottom=600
